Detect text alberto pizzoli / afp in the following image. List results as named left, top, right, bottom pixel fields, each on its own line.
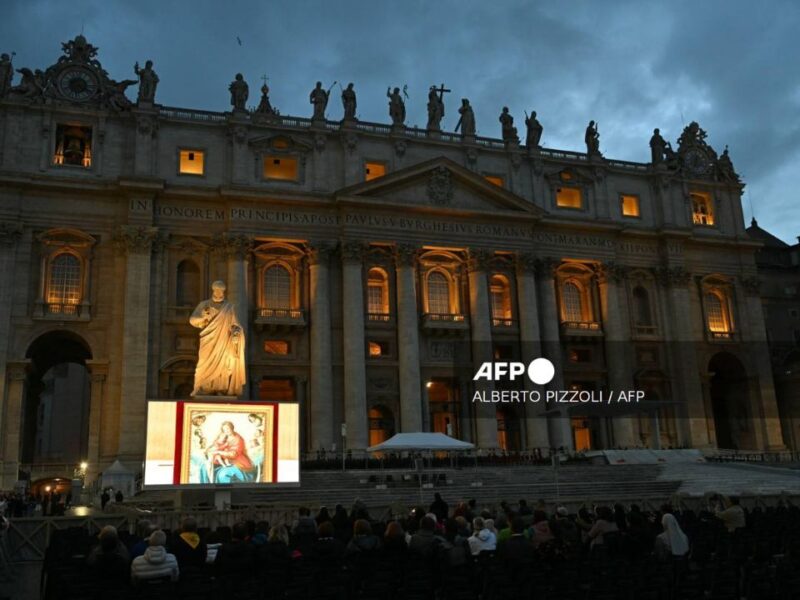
left=470, top=359, right=645, bottom=404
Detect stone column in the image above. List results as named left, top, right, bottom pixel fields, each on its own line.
left=213, top=233, right=252, bottom=399
left=468, top=250, right=499, bottom=448
left=228, top=120, right=250, bottom=185
left=395, top=245, right=423, bottom=433
left=515, top=253, right=549, bottom=449
left=85, top=360, right=108, bottom=483
left=597, top=263, right=637, bottom=448
left=0, top=222, right=22, bottom=458
left=341, top=241, right=368, bottom=450
left=308, top=243, right=335, bottom=450
left=537, top=258, right=573, bottom=450
left=295, top=376, right=308, bottom=454
left=1, top=361, right=29, bottom=489
left=114, top=225, right=157, bottom=460
left=659, top=267, right=711, bottom=447
left=133, top=111, right=158, bottom=176
left=741, top=277, right=785, bottom=449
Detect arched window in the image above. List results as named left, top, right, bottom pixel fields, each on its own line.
left=47, top=253, right=81, bottom=311
left=263, top=265, right=292, bottom=310
left=490, top=274, right=512, bottom=325
left=561, top=281, right=583, bottom=322
left=705, top=291, right=730, bottom=333
left=427, top=271, right=451, bottom=314
left=176, top=260, right=201, bottom=307
left=633, top=286, right=652, bottom=327
left=367, top=268, right=389, bottom=317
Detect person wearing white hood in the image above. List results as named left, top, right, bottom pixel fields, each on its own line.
left=468, top=517, right=497, bottom=555
left=131, top=529, right=180, bottom=583
left=654, top=513, right=689, bottom=561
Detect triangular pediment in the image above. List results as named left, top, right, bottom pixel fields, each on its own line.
left=335, top=157, right=543, bottom=216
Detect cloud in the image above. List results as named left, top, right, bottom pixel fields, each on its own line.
left=2, top=0, right=798, bottom=241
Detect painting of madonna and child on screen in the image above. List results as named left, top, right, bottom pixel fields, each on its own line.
left=143, top=400, right=300, bottom=488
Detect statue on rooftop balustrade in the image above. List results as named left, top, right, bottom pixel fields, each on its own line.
left=585, top=120, right=601, bottom=156
left=426, top=84, right=449, bottom=132
left=455, top=98, right=475, bottom=137
left=341, top=82, right=357, bottom=121
left=0, top=53, right=13, bottom=98
left=190, top=280, right=246, bottom=397
left=499, top=107, right=518, bottom=144
left=229, top=73, right=249, bottom=111
left=525, top=110, right=543, bottom=148
left=134, top=60, right=159, bottom=104
left=650, top=128, right=666, bottom=165
left=387, top=86, right=406, bottom=126
left=310, top=81, right=330, bottom=120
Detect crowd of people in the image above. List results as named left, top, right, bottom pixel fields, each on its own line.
left=0, top=490, right=72, bottom=518
left=37, top=491, right=800, bottom=599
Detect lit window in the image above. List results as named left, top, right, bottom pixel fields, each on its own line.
left=556, top=187, right=582, bottom=209
left=367, top=268, right=389, bottom=316
left=562, top=282, right=583, bottom=322
left=490, top=274, right=512, bottom=324
left=365, top=162, right=386, bottom=181
left=47, top=253, right=81, bottom=313
left=485, top=175, right=504, bottom=187
left=560, top=172, right=573, bottom=182
left=368, top=341, right=388, bottom=357
left=621, top=195, right=640, bottom=217
left=263, top=265, right=291, bottom=309
left=263, top=156, right=298, bottom=181
left=176, top=260, right=201, bottom=307
left=53, top=124, right=92, bottom=168
left=568, top=348, right=592, bottom=363
left=264, top=340, right=290, bottom=355
left=179, top=150, right=205, bottom=175
left=427, top=271, right=451, bottom=314
left=705, top=291, right=731, bottom=333
left=691, top=192, right=714, bottom=226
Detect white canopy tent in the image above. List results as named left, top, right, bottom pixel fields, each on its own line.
left=367, top=432, right=475, bottom=452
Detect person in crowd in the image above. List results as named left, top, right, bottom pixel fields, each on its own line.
left=169, top=517, right=207, bottom=570
left=346, top=518, right=381, bottom=555
left=530, top=510, right=555, bottom=548
left=454, top=515, right=471, bottom=539
left=408, top=515, right=441, bottom=559
left=383, top=521, right=408, bottom=558
left=115, top=490, right=124, bottom=504
left=518, top=499, right=533, bottom=517
left=430, top=492, right=449, bottom=522
left=100, top=489, right=110, bottom=511
left=131, top=529, right=179, bottom=584
left=316, top=506, right=332, bottom=526
left=438, top=518, right=471, bottom=568
left=587, top=506, right=619, bottom=549
left=552, top=506, right=580, bottom=548
left=130, top=520, right=157, bottom=560
left=87, top=525, right=130, bottom=582
left=613, top=504, right=629, bottom=532
left=215, top=521, right=256, bottom=585
left=291, top=506, right=317, bottom=554
left=496, top=517, right=534, bottom=565
left=654, top=513, right=689, bottom=561
left=714, top=494, right=746, bottom=533
left=332, top=504, right=350, bottom=541
left=468, top=516, right=497, bottom=555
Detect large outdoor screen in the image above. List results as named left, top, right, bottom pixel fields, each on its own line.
left=143, top=400, right=300, bottom=488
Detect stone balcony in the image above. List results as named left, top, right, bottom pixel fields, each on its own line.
left=254, top=307, right=307, bottom=331
left=33, top=302, right=91, bottom=321
left=560, top=320, right=603, bottom=337
left=421, top=312, right=469, bottom=334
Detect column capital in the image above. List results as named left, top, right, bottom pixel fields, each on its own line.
left=113, top=225, right=159, bottom=255
left=307, top=241, right=337, bottom=265
left=595, top=261, right=629, bottom=284
left=515, top=252, right=538, bottom=275
left=535, top=256, right=560, bottom=279
left=86, top=359, right=109, bottom=380
left=741, top=275, right=761, bottom=296
left=6, top=360, right=31, bottom=381
left=341, top=240, right=368, bottom=263
left=0, top=221, right=23, bottom=247
left=394, top=244, right=418, bottom=267
left=210, top=232, right=252, bottom=259
left=654, top=265, right=691, bottom=287
left=467, top=248, right=493, bottom=272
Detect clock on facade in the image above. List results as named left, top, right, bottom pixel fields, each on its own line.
left=57, top=68, right=99, bottom=102
left=683, top=147, right=711, bottom=176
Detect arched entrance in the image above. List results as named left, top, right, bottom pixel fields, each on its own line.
left=22, top=331, right=92, bottom=479
left=709, top=352, right=751, bottom=450
left=496, top=407, right=521, bottom=451
left=368, top=405, right=395, bottom=446
left=428, top=379, right=460, bottom=438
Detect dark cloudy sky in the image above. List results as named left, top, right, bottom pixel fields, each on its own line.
left=3, top=1, right=799, bottom=242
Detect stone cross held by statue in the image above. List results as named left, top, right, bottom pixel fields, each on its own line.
left=436, top=83, right=451, bottom=98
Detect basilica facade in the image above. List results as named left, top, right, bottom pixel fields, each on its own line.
left=0, top=36, right=785, bottom=488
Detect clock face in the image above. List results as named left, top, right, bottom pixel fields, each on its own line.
left=57, top=68, right=99, bottom=102
left=683, top=147, right=710, bottom=176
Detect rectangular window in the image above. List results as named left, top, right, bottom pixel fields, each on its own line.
left=621, top=194, right=640, bottom=217
left=264, top=340, right=290, bottom=355
left=556, top=187, right=582, bottom=209
left=485, top=175, right=504, bottom=187
left=493, top=344, right=513, bottom=360
left=365, top=162, right=386, bottom=181
left=367, top=284, right=385, bottom=314
left=263, top=156, right=298, bottom=181
left=53, top=124, right=92, bottom=168
left=179, top=149, right=205, bottom=175
left=258, top=378, right=295, bottom=401
left=568, top=348, right=592, bottom=363
left=368, top=340, right=389, bottom=357
left=691, top=192, right=714, bottom=226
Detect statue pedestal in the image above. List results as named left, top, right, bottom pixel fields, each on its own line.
left=427, top=129, right=441, bottom=140
left=191, top=395, right=240, bottom=403
left=341, top=117, right=357, bottom=129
